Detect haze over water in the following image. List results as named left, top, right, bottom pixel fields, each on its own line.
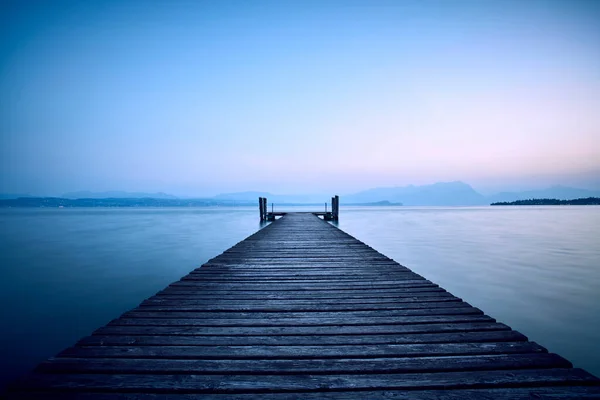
left=0, top=206, right=599, bottom=390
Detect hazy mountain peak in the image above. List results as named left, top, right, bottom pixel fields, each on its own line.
left=344, top=181, right=486, bottom=206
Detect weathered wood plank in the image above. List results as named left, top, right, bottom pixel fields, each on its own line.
left=141, top=300, right=467, bottom=311
left=196, top=265, right=413, bottom=271
left=167, top=282, right=434, bottom=290
left=157, top=285, right=446, bottom=299
left=92, top=321, right=513, bottom=336
left=107, top=315, right=494, bottom=327
left=37, top=353, right=570, bottom=374
left=57, top=341, right=546, bottom=360
left=148, top=291, right=455, bottom=301
left=11, top=369, right=599, bottom=393
left=77, top=330, right=528, bottom=346
left=140, top=300, right=458, bottom=309
left=10, top=386, right=600, bottom=400
left=121, top=307, right=482, bottom=320
left=135, top=300, right=466, bottom=312
left=153, top=289, right=449, bottom=298
left=154, top=288, right=448, bottom=299
left=189, top=269, right=414, bottom=275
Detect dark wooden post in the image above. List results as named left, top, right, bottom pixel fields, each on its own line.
left=259, top=197, right=264, bottom=221
left=332, top=196, right=337, bottom=221
left=333, top=195, right=339, bottom=220
left=331, top=197, right=335, bottom=218
left=262, top=197, right=267, bottom=220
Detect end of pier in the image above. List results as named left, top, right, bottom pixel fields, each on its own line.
left=259, top=195, right=339, bottom=221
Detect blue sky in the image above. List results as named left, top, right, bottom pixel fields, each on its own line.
left=1, top=0, right=599, bottom=196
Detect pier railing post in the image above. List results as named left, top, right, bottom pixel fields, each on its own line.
left=258, top=197, right=264, bottom=221
left=333, top=195, right=339, bottom=220
left=331, top=197, right=334, bottom=219
left=263, top=198, right=267, bottom=220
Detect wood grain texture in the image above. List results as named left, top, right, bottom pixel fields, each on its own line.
left=7, top=387, right=600, bottom=399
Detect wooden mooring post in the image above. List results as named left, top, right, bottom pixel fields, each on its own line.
left=258, top=197, right=269, bottom=221
left=332, top=194, right=339, bottom=221
left=262, top=197, right=267, bottom=220
left=259, top=197, right=265, bottom=221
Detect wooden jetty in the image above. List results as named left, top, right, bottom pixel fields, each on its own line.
left=6, top=213, right=600, bottom=398
left=260, top=196, right=339, bottom=221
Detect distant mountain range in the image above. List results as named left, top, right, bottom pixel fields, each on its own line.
left=343, top=181, right=485, bottom=206
left=345, top=182, right=600, bottom=206
left=214, top=182, right=600, bottom=206
left=2, top=182, right=600, bottom=206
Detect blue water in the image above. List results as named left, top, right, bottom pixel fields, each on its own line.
left=0, top=208, right=260, bottom=389
left=0, top=206, right=599, bottom=389
left=338, top=206, right=600, bottom=377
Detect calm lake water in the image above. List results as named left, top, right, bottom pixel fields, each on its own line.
left=0, top=206, right=599, bottom=389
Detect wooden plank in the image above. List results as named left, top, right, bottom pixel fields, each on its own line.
left=192, top=268, right=414, bottom=274
left=141, top=295, right=459, bottom=307
left=135, top=301, right=466, bottom=312
left=166, top=282, right=438, bottom=291
left=57, top=341, right=546, bottom=359
left=107, top=315, right=494, bottom=327
left=207, top=257, right=397, bottom=262
left=193, top=266, right=412, bottom=271
left=154, top=288, right=449, bottom=297
left=168, top=281, right=433, bottom=289
left=10, top=369, right=599, bottom=393
left=77, top=330, right=528, bottom=346
left=37, top=353, right=571, bottom=374
left=9, top=386, right=600, bottom=400
left=154, top=289, right=448, bottom=299
left=151, top=290, right=453, bottom=298
left=141, top=296, right=460, bottom=306
left=92, top=322, right=512, bottom=336
left=135, top=305, right=469, bottom=313
left=120, top=307, right=483, bottom=320
left=183, top=277, right=423, bottom=282
left=189, top=269, right=414, bottom=275
left=10, top=386, right=600, bottom=400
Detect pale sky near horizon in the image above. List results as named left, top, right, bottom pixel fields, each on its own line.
left=1, top=0, right=599, bottom=197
